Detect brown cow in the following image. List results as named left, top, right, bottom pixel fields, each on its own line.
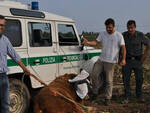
left=34, top=74, right=89, bottom=113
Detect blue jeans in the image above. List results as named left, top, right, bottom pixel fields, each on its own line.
left=0, top=73, right=10, bottom=113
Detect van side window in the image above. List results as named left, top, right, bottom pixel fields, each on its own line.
left=28, top=22, right=52, bottom=47
left=4, top=19, right=22, bottom=47
left=58, top=24, right=79, bottom=46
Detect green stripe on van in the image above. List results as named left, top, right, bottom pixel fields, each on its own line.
left=7, top=58, right=27, bottom=66
left=7, top=52, right=101, bottom=67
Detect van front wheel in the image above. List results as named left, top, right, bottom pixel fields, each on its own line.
left=9, top=79, right=30, bottom=113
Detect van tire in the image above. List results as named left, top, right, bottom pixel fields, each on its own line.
left=9, top=78, right=30, bottom=113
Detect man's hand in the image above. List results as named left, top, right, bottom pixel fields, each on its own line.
left=82, top=38, right=88, bottom=45
left=24, top=69, right=31, bottom=76
left=120, top=59, right=126, bottom=66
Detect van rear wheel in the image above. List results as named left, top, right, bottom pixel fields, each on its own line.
left=9, top=79, right=30, bottom=113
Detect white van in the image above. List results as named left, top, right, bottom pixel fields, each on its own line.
left=0, top=1, right=101, bottom=113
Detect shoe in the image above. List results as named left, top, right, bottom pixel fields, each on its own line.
left=104, top=99, right=111, bottom=106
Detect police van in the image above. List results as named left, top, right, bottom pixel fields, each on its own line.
left=0, top=1, right=101, bottom=113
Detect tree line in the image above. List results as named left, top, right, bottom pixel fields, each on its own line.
left=81, top=31, right=150, bottom=41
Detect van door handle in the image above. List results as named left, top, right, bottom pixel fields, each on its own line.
left=62, top=57, right=67, bottom=61
left=34, top=59, right=40, bottom=64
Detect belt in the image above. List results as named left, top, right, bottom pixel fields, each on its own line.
left=126, top=56, right=142, bottom=61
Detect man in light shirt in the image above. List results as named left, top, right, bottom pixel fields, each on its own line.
left=0, top=15, right=30, bottom=113
left=82, top=18, right=126, bottom=105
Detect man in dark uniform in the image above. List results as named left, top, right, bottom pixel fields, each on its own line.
left=122, top=20, right=150, bottom=103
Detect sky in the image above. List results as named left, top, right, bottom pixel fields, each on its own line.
left=19, top=0, right=150, bottom=34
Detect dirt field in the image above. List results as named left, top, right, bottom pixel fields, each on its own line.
left=84, top=81, right=150, bottom=113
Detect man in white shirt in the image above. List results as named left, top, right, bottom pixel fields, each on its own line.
left=82, top=18, right=126, bottom=105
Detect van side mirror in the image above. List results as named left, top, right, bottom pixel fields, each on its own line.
left=79, top=37, right=84, bottom=51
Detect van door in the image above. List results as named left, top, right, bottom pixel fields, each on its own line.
left=56, top=22, right=82, bottom=76
left=26, top=20, right=58, bottom=87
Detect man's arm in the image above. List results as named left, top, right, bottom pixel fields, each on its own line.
left=120, top=45, right=126, bottom=66
left=141, top=34, right=150, bottom=63
left=17, top=60, right=30, bottom=75
left=141, top=42, right=150, bottom=63
left=82, top=38, right=99, bottom=46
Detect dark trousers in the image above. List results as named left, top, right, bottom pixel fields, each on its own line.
left=0, top=73, right=10, bottom=113
left=122, top=60, right=143, bottom=99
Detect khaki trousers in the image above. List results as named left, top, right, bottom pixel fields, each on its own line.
left=91, top=59, right=115, bottom=99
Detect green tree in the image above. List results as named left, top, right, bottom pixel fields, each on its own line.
left=145, top=32, right=150, bottom=39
